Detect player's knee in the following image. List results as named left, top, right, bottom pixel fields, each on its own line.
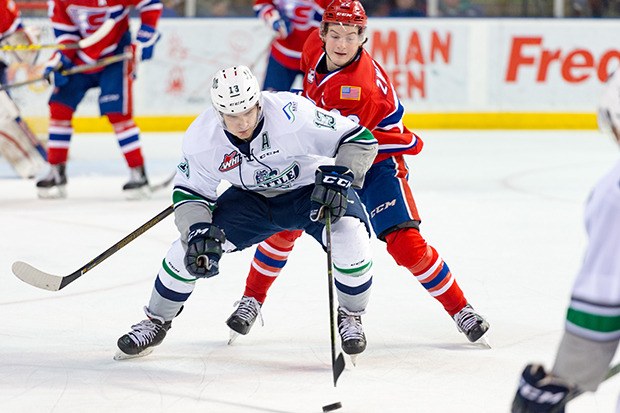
left=106, top=112, right=132, bottom=124
left=330, top=217, right=371, bottom=267
left=385, top=227, right=430, bottom=269
left=267, top=229, right=303, bottom=248
left=49, top=102, right=74, bottom=120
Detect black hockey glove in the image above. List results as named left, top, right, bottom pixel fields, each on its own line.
left=511, top=364, right=573, bottom=413
left=309, top=165, right=354, bottom=224
left=184, top=223, right=226, bottom=278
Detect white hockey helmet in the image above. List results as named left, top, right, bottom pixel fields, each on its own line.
left=598, top=69, right=620, bottom=145
left=210, top=65, right=261, bottom=115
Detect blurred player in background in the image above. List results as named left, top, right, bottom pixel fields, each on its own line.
left=227, top=0, right=490, bottom=346
left=36, top=0, right=163, bottom=199
left=0, top=0, right=46, bottom=179
left=511, top=70, right=620, bottom=412
left=253, top=0, right=330, bottom=91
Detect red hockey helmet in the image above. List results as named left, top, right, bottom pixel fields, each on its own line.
left=322, top=0, right=367, bottom=28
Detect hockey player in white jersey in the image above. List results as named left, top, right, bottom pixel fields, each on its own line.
left=115, top=65, right=378, bottom=360
left=512, top=69, right=620, bottom=412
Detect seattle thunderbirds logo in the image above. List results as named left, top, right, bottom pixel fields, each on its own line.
left=254, top=163, right=300, bottom=189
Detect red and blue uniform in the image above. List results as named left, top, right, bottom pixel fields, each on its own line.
left=253, top=0, right=329, bottom=90
left=244, top=29, right=469, bottom=318
left=46, top=0, right=162, bottom=167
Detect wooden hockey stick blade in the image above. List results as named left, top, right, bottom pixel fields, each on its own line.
left=332, top=352, right=345, bottom=386
left=11, top=205, right=174, bottom=291
left=77, top=19, right=115, bottom=49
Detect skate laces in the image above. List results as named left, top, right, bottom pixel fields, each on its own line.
left=232, top=296, right=264, bottom=327
left=128, top=319, right=163, bottom=346
left=453, top=304, right=480, bottom=333
left=338, top=307, right=365, bottom=341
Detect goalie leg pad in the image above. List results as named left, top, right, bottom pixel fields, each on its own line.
left=0, top=92, right=46, bottom=178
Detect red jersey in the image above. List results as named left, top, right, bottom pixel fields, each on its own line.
left=301, top=29, right=422, bottom=164
left=50, top=0, right=162, bottom=65
left=0, top=0, right=21, bottom=38
left=253, top=0, right=329, bottom=71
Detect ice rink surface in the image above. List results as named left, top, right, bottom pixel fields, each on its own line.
left=1, top=130, right=618, bottom=412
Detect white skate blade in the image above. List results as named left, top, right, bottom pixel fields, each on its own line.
left=113, top=347, right=154, bottom=360
left=348, top=354, right=359, bottom=366
left=228, top=330, right=240, bottom=345
left=474, top=335, right=491, bottom=349
left=123, top=186, right=151, bottom=201
left=37, top=185, right=67, bottom=199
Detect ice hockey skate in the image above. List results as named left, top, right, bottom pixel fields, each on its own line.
left=36, top=163, right=67, bottom=199
left=453, top=304, right=490, bottom=346
left=114, top=317, right=171, bottom=360
left=123, top=165, right=150, bottom=200
left=337, top=307, right=366, bottom=365
left=226, top=295, right=263, bottom=344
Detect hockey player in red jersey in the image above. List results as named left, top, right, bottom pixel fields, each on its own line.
left=253, top=0, right=330, bottom=91
left=36, top=0, right=163, bottom=199
left=227, top=0, right=490, bottom=345
left=0, top=0, right=38, bottom=87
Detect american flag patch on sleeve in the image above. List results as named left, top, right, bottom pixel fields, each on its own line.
left=340, top=86, right=361, bottom=100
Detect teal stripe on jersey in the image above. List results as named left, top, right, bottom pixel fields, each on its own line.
left=334, top=260, right=373, bottom=276
left=566, top=307, right=620, bottom=334
left=162, top=259, right=197, bottom=283
left=172, top=189, right=216, bottom=211
left=341, top=127, right=377, bottom=145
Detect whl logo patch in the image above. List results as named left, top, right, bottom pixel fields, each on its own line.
left=219, top=150, right=241, bottom=172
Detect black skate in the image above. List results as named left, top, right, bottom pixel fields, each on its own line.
left=36, top=163, right=67, bottom=199
left=337, top=307, right=366, bottom=364
left=453, top=304, right=490, bottom=344
left=115, top=317, right=171, bottom=360
left=226, top=295, right=263, bottom=344
left=123, top=165, right=150, bottom=200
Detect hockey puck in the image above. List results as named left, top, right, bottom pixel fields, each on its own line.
left=322, top=401, right=342, bottom=412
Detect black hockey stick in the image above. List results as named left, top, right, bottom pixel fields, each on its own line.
left=548, top=362, right=620, bottom=413
left=12, top=205, right=174, bottom=291
left=325, top=210, right=346, bottom=386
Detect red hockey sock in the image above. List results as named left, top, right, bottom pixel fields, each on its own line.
left=385, top=228, right=467, bottom=316
left=47, top=102, right=74, bottom=164
left=107, top=113, right=143, bottom=168
left=244, top=230, right=303, bottom=303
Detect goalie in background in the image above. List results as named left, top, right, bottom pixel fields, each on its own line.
left=512, top=69, right=620, bottom=413
left=36, top=0, right=163, bottom=199
left=0, top=0, right=46, bottom=179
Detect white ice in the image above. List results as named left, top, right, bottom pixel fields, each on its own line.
left=1, top=130, right=618, bottom=412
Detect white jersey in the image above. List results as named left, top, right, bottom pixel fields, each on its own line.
left=566, top=159, right=620, bottom=341
left=173, top=91, right=374, bottom=201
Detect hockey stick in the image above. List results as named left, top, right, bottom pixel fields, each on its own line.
left=149, top=171, right=176, bottom=193
left=0, top=52, right=132, bottom=91
left=12, top=205, right=174, bottom=291
left=0, top=19, right=115, bottom=52
left=548, top=362, right=620, bottom=413
left=325, top=210, right=346, bottom=386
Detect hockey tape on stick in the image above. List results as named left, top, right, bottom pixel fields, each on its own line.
left=0, top=52, right=133, bottom=91
left=0, top=19, right=115, bottom=52
left=325, top=210, right=346, bottom=386
left=12, top=205, right=174, bottom=291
